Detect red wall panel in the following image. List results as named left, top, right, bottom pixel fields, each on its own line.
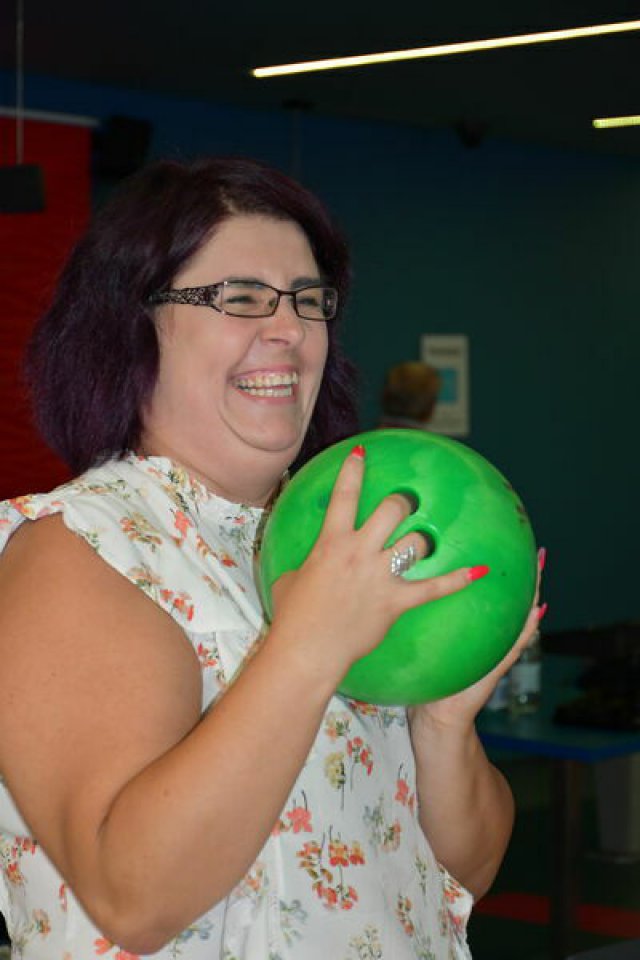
left=0, top=118, right=91, bottom=499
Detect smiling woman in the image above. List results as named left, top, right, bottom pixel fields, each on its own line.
left=141, top=214, right=331, bottom=503
left=0, top=156, right=540, bottom=960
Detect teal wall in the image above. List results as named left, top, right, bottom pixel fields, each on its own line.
left=5, top=71, right=639, bottom=633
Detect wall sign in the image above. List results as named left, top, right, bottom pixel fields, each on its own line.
left=420, top=334, right=470, bottom=437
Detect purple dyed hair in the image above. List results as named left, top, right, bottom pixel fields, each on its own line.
left=26, top=156, right=359, bottom=474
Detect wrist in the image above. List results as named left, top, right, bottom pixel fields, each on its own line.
left=409, top=705, right=478, bottom=747
left=260, top=622, right=346, bottom=705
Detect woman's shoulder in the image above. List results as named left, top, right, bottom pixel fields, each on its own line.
left=0, top=459, right=152, bottom=612
left=0, top=457, right=188, bottom=620
left=0, top=456, right=263, bottom=637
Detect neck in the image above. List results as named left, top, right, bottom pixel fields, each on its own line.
left=137, top=436, right=289, bottom=507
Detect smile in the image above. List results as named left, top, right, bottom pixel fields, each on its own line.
left=234, top=371, right=299, bottom=398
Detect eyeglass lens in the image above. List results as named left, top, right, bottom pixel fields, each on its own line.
left=220, top=281, right=335, bottom=320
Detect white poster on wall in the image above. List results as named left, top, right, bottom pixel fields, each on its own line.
left=420, top=334, right=470, bottom=437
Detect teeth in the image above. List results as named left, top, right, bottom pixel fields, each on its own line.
left=235, top=372, right=299, bottom=395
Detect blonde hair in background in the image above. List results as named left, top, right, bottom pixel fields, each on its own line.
left=381, top=361, right=442, bottom=423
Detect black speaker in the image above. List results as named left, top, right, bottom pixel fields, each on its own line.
left=0, top=164, right=46, bottom=213
left=93, top=115, right=153, bottom=179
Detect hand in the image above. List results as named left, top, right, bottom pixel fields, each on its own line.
left=410, top=549, right=547, bottom=732
left=270, top=444, right=487, bottom=688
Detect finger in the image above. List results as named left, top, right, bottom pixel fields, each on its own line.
left=320, top=444, right=366, bottom=537
left=533, top=545, right=546, bottom=601
left=384, top=531, right=432, bottom=573
left=359, top=492, right=414, bottom=548
left=492, top=598, right=547, bottom=679
left=400, top=564, right=490, bottom=608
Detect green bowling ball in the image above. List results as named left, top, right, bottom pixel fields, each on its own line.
left=258, top=429, right=537, bottom=705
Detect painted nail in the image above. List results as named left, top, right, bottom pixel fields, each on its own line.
left=538, top=547, right=547, bottom=572
left=350, top=444, right=366, bottom=459
left=467, top=565, right=490, bottom=582
left=537, top=602, right=548, bottom=621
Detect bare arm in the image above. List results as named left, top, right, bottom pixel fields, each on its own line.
left=408, top=602, right=543, bottom=900
left=0, top=515, right=339, bottom=953
left=409, top=711, right=515, bottom=900
left=0, top=451, right=477, bottom=954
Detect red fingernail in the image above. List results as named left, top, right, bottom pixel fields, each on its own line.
left=350, top=444, right=366, bottom=459
left=537, top=602, right=548, bottom=621
left=467, top=565, right=490, bottom=582
left=538, top=547, right=547, bottom=572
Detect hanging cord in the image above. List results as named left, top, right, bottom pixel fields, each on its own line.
left=16, top=0, right=24, bottom=163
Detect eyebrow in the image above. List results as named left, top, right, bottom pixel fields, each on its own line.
left=222, top=275, right=326, bottom=289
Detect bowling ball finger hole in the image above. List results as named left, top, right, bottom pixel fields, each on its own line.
left=415, top=530, right=437, bottom=559
left=390, top=489, right=419, bottom=513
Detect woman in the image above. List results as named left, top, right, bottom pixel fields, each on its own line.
left=0, top=157, right=543, bottom=960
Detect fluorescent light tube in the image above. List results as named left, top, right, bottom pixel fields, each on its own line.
left=252, top=20, right=640, bottom=78
left=593, top=114, right=640, bottom=128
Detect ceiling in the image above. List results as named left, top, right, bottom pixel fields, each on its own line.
left=2, top=0, right=640, bottom=158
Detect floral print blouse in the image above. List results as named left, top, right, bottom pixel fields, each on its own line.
left=0, top=454, right=473, bottom=960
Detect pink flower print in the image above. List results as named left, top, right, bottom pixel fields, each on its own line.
left=159, top=589, right=195, bottom=622
left=442, top=870, right=466, bottom=903
left=196, top=642, right=219, bottom=670
left=32, top=909, right=51, bottom=936
left=220, top=553, right=237, bottom=568
left=94, top=939, right=139, bottom=959
left=127, top=565, right=163, bottom=591
left=341, top=886, right=358, bottom=910
left=299, top=834, right=363, bottom=912
left=348, top=841, right=365, bottom=866
left=382, top=821, right=402, bottom=852
left=323, top=711, right=351, bottom=741
left=202, top=573, right=222, bottom=595
left=273, top=794, right=312, bottom=835
left=6, top=861, right=25, bottom=886
left=320, top=884, right=338, bottom=908
left=172, top=509, right=193, bottom=542
left=8, top=495, right=37, bottom=516
left=396, top=895, right=416, bottom=936
left=297, top=840, right=322, bottom=864
left=329, top=839, right=350, bottom=867
left=17, top=836, right=37, bottom=854
left=396, top=777, right=409, bottom=805
left=195, top=534, right=215, bottom=559
left=286, top=805, right=312, bottom=834
left=59, top=882, right=68, bottom=912
left=345, top=698, right=379, bottom=716
left=174, top=594, right=195, bottom=621
left=347, top=736, right=373, bottom=775
left=120, top=514, right=163, bottom=549
left=395, top=768, right=416, bottom=811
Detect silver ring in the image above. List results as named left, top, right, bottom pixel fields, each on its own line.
left=390, top=544, right=417, bottom=577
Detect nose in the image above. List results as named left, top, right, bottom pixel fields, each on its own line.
left=261, top=293, right=305, bottom=344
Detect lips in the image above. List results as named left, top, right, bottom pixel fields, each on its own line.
left=233, top=371, right=299, bottom=398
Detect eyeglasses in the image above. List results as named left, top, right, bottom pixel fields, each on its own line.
left=149, top=280, right=338, bottom=321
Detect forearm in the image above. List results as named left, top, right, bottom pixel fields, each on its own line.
left=72, top=633, right=337, bottom=953
left=409, top=711, right=514, bottom=900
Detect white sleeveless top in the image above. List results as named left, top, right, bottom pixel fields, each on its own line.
left=0, top=454, right=472, bottom=960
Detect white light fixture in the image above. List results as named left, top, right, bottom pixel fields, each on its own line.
left=593, top=114, right=640, bottom=129
left=252, top=19, right=640, bottom=78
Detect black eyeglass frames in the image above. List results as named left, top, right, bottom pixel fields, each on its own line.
left=149, top=280, right=338, bottom=322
